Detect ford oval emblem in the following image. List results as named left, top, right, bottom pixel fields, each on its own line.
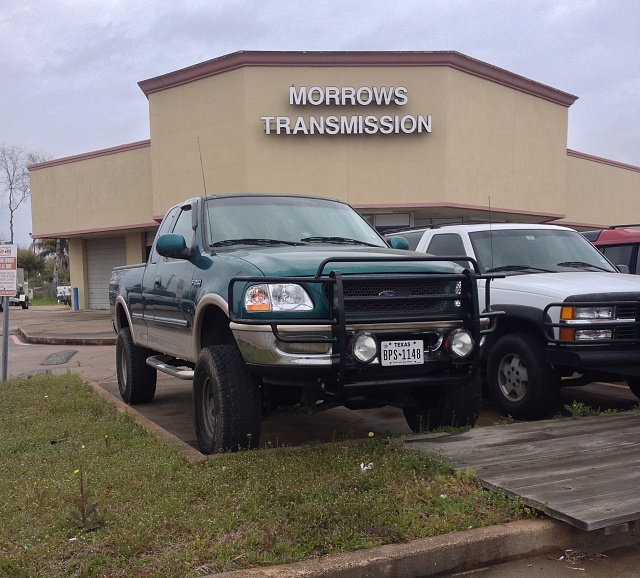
left=378, top=290, right=396, bottom=297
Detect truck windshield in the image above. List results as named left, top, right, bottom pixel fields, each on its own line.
left=469, top=229, right=618, bottom=274
left=203, top=196, right=387, bottom=249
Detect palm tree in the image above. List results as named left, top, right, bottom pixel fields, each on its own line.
left=32, top=238, right=69, bottom=284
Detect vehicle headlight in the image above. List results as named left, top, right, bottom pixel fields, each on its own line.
left=563, top=306, right=614, bottom=320
left=244, top=283, right=313, bottom=312
left=559, top=306, right=614, bottom=341
left=444, top=329, right=474, bottom=358
left=350, top=332, right=378, bottom=364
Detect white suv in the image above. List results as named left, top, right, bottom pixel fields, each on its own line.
left=386, top=223, right=640, bottom=419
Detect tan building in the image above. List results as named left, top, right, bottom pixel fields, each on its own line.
left=28, top=51, right=640, bottom=309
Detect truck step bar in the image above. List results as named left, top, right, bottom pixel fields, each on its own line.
left=146, top=355, right=194, bottom=380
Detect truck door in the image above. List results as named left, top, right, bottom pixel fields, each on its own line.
left=142, top=204, right=197, bottom=359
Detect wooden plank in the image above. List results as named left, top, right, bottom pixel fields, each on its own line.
left=405, top=411, right=640, bottom=531
left=475, top=447, right=640, bottom=489
left=406, top=413, right=640, bottom=459
left=411, top=433, right=639, bottom=470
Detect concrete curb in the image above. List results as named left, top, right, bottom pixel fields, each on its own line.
left=18, top=328, right=116, bottom=346
left=207, top=518, right=640, bottom=578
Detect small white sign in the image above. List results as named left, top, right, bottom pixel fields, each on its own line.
left=0, top=244, right=17, bottom=296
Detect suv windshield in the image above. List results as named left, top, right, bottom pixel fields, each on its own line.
left=204, top=195, right=387, bottom=249
left=469, top=229, right=617, bottom=274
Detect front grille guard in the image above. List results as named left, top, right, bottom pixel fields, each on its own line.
left=229, top=256, right=501, bottom=378
left=544, top=300, right=640, bottom=345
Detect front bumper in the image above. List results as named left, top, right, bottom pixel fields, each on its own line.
left=546, top=347, right=640, bottom=377
left=231, top=319, right=487, bottom=367
left=231, top=318, right=491, bottom=389
left=544, top=300, right=640, bottom=377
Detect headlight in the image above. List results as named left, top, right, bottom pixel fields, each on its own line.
left=559, top=306, right=614, bottom=341
left=574, top=329, right=613, bottom=340
left=350, top=332, right=378, bottom=364
left=569, top=307, right=613, bottom=320
left=444, top=329, right=474, bottom=358
left=244, top=283, right=313, bottom=312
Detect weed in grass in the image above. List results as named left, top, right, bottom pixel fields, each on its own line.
left=563, top=400, right=618, bottom=419
left=67, top=446, right=105, bottom=532
left=495, top=415, right=514, bottom=426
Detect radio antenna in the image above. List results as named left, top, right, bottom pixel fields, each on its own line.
left=197, top=137, right=208, bottom=195
left=488, top=195, right=494, bottom=270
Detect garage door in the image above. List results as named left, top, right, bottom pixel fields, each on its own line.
left=86, top=237, right=126, bottom=309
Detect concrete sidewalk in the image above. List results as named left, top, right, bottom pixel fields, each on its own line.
left=16, top=307, right=116, bottom=345
left=12, top=306, right=640, bottom=577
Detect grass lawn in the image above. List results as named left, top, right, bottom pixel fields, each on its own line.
left=0, top=373, right=532, bottom=577
left=29, top=295, right=59, bottom=307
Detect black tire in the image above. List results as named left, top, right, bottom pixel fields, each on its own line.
left=403, top=376, right=481, bottom=433
left=625, top=377, right=640, bottom=399
left=193, top=345, right=261, bottom=454
left=21, top=300, right=29, bottom=309
left=116, top=327, right=157, bottom=404
left=487, top=333, right=560, bottom=420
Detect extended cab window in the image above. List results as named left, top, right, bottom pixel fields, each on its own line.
left=602, top=245, right=634, bottom=273
left=426, top=234, right=468, bottom=266
left=427, top=233, right=466, bottom=256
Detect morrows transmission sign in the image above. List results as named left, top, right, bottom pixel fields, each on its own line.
left=261, top=85, right=432, bottom=136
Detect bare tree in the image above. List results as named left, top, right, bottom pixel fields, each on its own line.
left=0, top=144, right=49, bottom=244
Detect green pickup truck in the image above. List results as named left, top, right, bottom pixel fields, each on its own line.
left=109, top=194, right=498, bottom=454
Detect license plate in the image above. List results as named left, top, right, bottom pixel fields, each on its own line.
left=380, top=340, right=424, bottom=366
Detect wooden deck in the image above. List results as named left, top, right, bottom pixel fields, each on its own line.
left=405, top=411, right=640, bottom=531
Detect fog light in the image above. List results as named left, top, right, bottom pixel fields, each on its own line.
left=445, top=329, right=474, bottom=358
left=351, top=332, right=378, bottom=363
left=575, top=329, right=613, bottom=340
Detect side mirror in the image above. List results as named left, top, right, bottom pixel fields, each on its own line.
left=617, top=264, right=630, bottom=274
left=156, top=233, right=190, bottom=260
left=387, top=235, right=410, bottom=250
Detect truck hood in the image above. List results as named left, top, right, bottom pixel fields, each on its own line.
left=222, top=245, right=460, bottom=277
left=485, top=271, right=640, bottom=301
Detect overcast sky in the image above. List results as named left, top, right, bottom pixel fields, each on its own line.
left=1, top=0, right=638, bottom=247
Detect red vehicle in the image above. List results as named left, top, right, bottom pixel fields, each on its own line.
left=583, top=225, right=640, bottom=274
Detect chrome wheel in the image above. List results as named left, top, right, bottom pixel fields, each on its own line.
left=496, top=352, right=529, bottom=402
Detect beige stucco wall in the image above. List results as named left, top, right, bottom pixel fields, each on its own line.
left=146, top=65, right=570, bottom=217
left=29, top=144, right=154, bottom=238
left=147, top=69, right=249, bottom=217
left=565, top=154, right=640, bottom=226
left=125, top=232, right=147, bottom=264
left=443, top=70, right=569, bottom=215
left=68, top=238, right=86, bottom=308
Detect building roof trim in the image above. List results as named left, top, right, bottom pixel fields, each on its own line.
left=31, top=220, right=158, bottom=240
left=567, top=149, right=640, bottom=173
left=138, top=50, right=578, bottom=107
left=28, top=140, right=151, bottom=171
left=355, top=201, right=565, bottom=221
